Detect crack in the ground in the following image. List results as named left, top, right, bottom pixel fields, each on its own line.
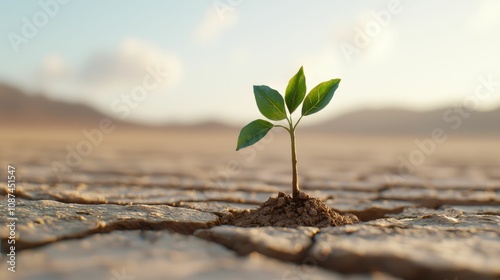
left=295, top=225, right=500, bottom=280
left=5, top=187, right=265, bottom=206
left=2, top=198, right=498, bottom=280
left=0, top=218, right=217, bottom=253
left=194, top=227, right=320, bottom=264
left=335, top=206, right=407, bottom=222
left=313, top=246, right=499, bottom=280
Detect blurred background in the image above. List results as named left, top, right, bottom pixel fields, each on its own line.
left=0, top=0, right=499, bottom=182
left=1, top=3, right=499, bottom=278
left=1, top=0, right=500, bottom=125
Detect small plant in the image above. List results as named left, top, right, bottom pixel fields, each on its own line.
left=236, top=66, right=341, bottom=200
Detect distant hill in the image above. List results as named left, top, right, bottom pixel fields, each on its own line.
left=0, top=84, right=123, bottom=128
left=1, top=83, right=498, bottom=135
left=309, top=107, right=500, bottom=135
left=0, top=84, right=232, bottom=131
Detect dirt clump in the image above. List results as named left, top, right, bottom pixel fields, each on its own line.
left=220, top=191, right=359, bottom=228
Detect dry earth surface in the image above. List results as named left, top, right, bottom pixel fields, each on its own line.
left=0, top=128, right=499, bottom=280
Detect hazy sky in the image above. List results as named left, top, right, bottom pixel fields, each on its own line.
left=1, top=0, right=499, bottom=125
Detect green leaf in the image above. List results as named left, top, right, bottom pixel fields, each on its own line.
left=301, top=78, right=341, bottom=116
left=253, top=85, right=287, bottom=121
left=285, top=66, right=306, bottom=114
left=236, top=119, right=274, bottom=151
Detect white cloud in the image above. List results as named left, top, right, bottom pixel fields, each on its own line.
left=34, top=54, right=80, bottom=101
left=37, top=38, right=183, bottom=100
left=42, top=54, right=67, bottom=78
left=193, top=6, right=238, bottom=45
left=78, top=38, right=182, bottom=91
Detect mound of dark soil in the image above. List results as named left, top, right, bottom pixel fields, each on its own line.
left=220, top=191, right=359, bottom=228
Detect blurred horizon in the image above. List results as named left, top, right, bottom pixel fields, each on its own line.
left=1, top=0, right=500, bottom=126
left=2, top=83, right=500, bottom=137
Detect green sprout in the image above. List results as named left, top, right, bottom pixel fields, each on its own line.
left=236, top=66, right=341, bottom=200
